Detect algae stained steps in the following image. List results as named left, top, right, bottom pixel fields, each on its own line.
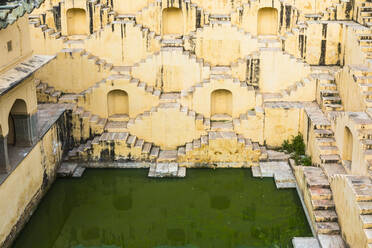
left=65, top=129, right=265, bottom=165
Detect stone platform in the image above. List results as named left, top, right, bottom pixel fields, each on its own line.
left=57, top=162, right=86, bottom=178
left=148, top=163, right=186, bottom=178
left=252, top=161, right=296, bottom=189
left=292, top=237, right=320, bottom=248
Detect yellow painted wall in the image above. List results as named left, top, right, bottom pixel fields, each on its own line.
left=114, top=0, right=156, bottom=14
left=0, top=16, right=32, bottom=73
left=0, top=122, right=63, bottom=246
left=35, top=49, right=111, bottom=93
left=264, top=106, right=303, bottom=147
left=128, top=105, right=206, bottom=149
left=131, top=48, right=208, bottom=92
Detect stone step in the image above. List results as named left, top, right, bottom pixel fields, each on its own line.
left=320, top=154, right=341, bottom=164
left=292, top=237, right=320, bottom=248
left=72, top=166, right=86, bottom=178
left=304, top=167, right=330, bottom=188
left=108, top=114, right=129, bottom=122
left=366, top=149, right=372, bottom=160
left=361, top=215, right=372, bottom=228
left=364, top=229, right=372, bottom=243
left=105, top=121, right=128, bottom=132
left=126, top=135, right=137, bottom=147
left=134, top=139, right=144, bottom=150
left=317, top=234, right=346, bottom=248
left=142, top=142, right=152, bottom=154
left=322, top=96, right=341, bottom=104
left=352, top=184, right=372, bottom=201
left=324, top=104, right=343, bottom=111
left=314, top=129, right=334, bottom=138
left=315, top=222, right=340, bottom=235
left=320, top=83, right=337, bottom=91
left=358, top=129, right=372, bottom=139
left=150, top=146, right=160, bottom=159
left=316, top=138, right=336, bottom=146
left=251, top=166, right=262, bottom=177
left=178, top=146, right=186, bottom=156
left=312, top=199, right=335, bottom=210
left=68, top=148, right=78, bottom=158
left=357, top=201, right=372, bottom=214
left=57, top=162, right=78, bottom=176
left=362, top=139, right=372, bottom=149
left=309, top=188, right=333, bottom=200
left=320, top=90, right=339, bottom=97
left=157, top=150, right=178, bottom=162
left=313, top=210, right=338, bottom=222
left=321, top=163, right=346, bottom=178
left=318, top=146, right=339, bottom=155
left=210, top=120, right=234, bottom=130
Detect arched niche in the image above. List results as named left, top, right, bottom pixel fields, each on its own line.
left=162, top=8, right=184, bottom=36
left=107, top=90, right=129, bottom=117
left=211, top=89, right=233, bottom=117
left=342, top=126, right=353, bottom=170
left=257, top=7, right=278, bottom=35
left=66, top=8, right=88, bottom=36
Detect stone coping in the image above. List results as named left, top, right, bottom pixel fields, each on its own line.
left=0, top=55, right=55, bottom=96
left=0, top=103, right=66, bottom=186
left=263, top=101, right=309, bottom=109
left=0, top=0, right=45, bottom=29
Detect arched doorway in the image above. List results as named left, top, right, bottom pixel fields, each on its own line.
left=162, top=8, right=184, bottom=35
left=66, top=8, right=88, bottom=35
left=257, top=7, right=278, bottom=35
left=107, top=90, right=129, bottom=117
left=211, top=89, right=233, bottom=117
left=343, top=126, right=353, bottom=170
left=8, top=99, right=31, bottom=147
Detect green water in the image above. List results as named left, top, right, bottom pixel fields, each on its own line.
left=13, top=169, right=312, bottom=248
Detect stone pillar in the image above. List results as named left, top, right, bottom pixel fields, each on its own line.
left=12, top=113, right=38, bottom=147
left=0, top=135, right=10, bottom=173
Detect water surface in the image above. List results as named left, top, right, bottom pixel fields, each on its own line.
left=13, top=168, right=311, bottom=248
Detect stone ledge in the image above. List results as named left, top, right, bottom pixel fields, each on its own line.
left=0, top=55, right=55, bottom=96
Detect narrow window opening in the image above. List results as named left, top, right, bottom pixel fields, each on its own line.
left=7, top=40, right=12, bottom=52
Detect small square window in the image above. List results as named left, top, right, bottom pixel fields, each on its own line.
left=7, top=40, right=12, bottom=52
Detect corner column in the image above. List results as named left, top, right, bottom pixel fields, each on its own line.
left=0, top=135, right=10, bottom=173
